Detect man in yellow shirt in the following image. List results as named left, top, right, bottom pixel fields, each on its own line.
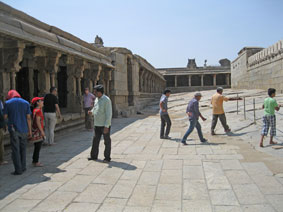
left=211, top=87, right=240, bottom=135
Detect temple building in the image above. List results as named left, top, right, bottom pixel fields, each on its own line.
left=157, top=58, right=231, bottom=93
left=0, top=2, right=166, bottom=125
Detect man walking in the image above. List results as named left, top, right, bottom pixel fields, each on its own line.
left=181, top=93, right=207, bottom=145
left=160, top=89, right=171, bottom=139
left=44, top=87, right=61, bottom=145
left=0, top=99, right=8, bottom=165
left=88, top=85, right=112, bottom=162
left=83, top=88, right=95, bottom=130
left=3, top=90, right=32, bottom=175
left=211, top=87, right=240, bottom=135
left=259, top=88, right=281, bottom=147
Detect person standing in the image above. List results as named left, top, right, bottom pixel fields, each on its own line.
left=44, top=87, right=61, bottom=145
left=30, top=97, right=45, bottom=167
left=259, top=88, right=281, bottom=147
left=211, top=87, right=241, bottom=135
left=88, top=85, right=112, bottom=162
left=181, top=93, right=207, bottom=145
left=83, top=88, right=95, bottom=130
left=3, top=90, right=32, bottom=175
left=0, top=99, right=8, bottom=165
left=160, top=89, right=171, bottom=139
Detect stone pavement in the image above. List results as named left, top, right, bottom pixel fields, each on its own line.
left=1, top=89, right=283, bottom=212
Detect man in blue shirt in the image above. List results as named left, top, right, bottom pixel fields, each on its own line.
left=3, top=90, right=32, bottom=175
left=160, top=89, right=171, bottom=139
left=181, top=93, right=207, bottom=145
left=0, top=100, right=8, bottom=165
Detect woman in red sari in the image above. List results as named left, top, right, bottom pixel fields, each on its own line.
left=30, top=97, right=45, bottom=167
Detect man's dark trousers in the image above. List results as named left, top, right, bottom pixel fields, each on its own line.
left=160, top=114, right=171, bottom=137
left=10, top=130, right=27, bottom=174
left=211, top=113, right=229, bottom=132
left=91, top=126, right=111, bottom=161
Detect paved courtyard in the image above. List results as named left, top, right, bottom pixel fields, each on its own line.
left=1, top=89, right=283, bottom=212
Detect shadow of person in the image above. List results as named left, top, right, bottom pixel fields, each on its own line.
left=96, top=159, right=137, bottom=170
left=226, top=131, right=248, bottom=136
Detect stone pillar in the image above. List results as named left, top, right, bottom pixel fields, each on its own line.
left=175, top=75, right=177, bottom=87
left=0, top=41, right=25, bottom=97
left=10, top=72, right=16, bottom=90
left=201, top=75, right=204, bottom=87
left=50, top=73, right=56, bottom=87
left=213, top=74, right=216, bottom=86
left=188, top=75, right=191, bottom=87
left=45, top=51, right=61, bottom=87
left=28, top=68, right=34, bottom=98
left=66, top=57, right=85, bottom=113
left=226, top=74, right=230, bottom=86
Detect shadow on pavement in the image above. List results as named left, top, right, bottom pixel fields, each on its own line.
left=94, top=160, right=137, bottom=170
left=0, top=113, right=152, bottom=201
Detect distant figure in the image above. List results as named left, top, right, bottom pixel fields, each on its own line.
left=181, top=93, right=207, bottom=145
left=210, top=87, right=241, bottom=135
left=3, top=90, right=32, bottom=175
left=159, top=89, right=171, bottom=139
left=88, top=85, right=112, bottom=162
left=83, top=88, right=95, bottom=130
left=30, top=97, right=45, bottom=167
left=44, top=87, right=61, bottom=145
left=259, top=88, right=281, bottom=147
left=0, top=99, right=8, bottom=165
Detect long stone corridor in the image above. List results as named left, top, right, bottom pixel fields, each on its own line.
left=0, top=90, right=283, bottom=212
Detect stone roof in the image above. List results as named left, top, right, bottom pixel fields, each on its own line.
left=0, top=2, right=114, bottom=68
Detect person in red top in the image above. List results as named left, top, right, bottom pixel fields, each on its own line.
left=30, top=97, right=45, bottom=167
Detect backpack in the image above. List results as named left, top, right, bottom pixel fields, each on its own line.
left=0, top=100, right=5, bottom=129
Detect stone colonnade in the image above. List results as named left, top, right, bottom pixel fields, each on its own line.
left=165, top=73, right=231, bottom=88
left=0, top=39, right=112, bottom=113
left=139, top=68, right=165, bottom=93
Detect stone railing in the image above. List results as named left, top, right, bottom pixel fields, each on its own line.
left=248, top=40, right=283, bottom=67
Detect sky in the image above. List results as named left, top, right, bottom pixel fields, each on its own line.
left=2, top=0, right=283, bottom=68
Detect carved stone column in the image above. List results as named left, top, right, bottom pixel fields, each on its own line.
left=188, top=75, right=191, bottom=87
left=66, top=57, right=85, bottom=113
left=213, top=74, right=217, bottom=86
left=201, top=75, right=204, bottom=87
left=226, top=74, right=230, bottom=86
left=0, top=40, right=25, bottom=99
left=175, top=75, right=177, bottom=87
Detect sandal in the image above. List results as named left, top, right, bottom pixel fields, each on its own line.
left=33, top=162, right=43, bottom=167
left=0, top=161, right=8, bottom=165
left=270, top=141, right=278, bottom=145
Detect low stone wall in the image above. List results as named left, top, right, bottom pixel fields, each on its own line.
left=232, top=40, right=283, bottom=91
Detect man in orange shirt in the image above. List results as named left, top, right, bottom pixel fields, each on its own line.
left=211, top=87, right=240, bottom=135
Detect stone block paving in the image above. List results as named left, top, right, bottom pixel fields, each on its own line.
left=1, top=91, right=283, bottom=211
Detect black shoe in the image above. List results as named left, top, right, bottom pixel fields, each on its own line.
left=164, top=136, right=171, bottom=139
left=103, top=159, right=111, bottom=163
left=160, top=136, right=165, bottom=139
left=88, top=157, right=97, bottom=161
left=201, top=139, right=208, bottom=143
left=11, top=171, right=22, bottom=175
left=182, top=141, right=188, bottom=145
left=211, top=131, right=216, bottom=135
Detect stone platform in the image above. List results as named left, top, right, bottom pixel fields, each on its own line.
left=0, top=89, right=283, bottom=212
